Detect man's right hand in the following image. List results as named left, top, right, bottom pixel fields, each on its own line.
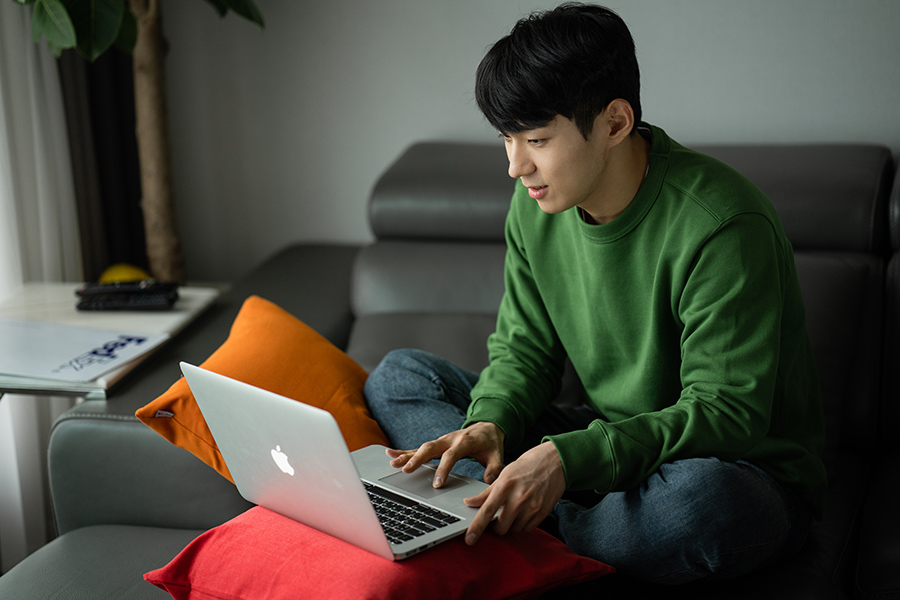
left=384, top=421, right=506, bottom=488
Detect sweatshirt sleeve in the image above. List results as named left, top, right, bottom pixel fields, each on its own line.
left=547, top=214, right=789, bottom=493
left=463, top=198, right=567, bottom=449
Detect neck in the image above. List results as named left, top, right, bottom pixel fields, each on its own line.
left=581, top=132, right=651, bottom=225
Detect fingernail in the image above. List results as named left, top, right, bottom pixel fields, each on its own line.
left=465, top=533, right=477, bottom=545
left=433, top=475, right=443, bottom=488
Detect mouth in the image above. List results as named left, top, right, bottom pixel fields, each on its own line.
left=527, top=185, right=548, bottom=200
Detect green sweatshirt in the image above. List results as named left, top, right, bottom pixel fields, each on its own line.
left=464, top=124, right=827, bottom=517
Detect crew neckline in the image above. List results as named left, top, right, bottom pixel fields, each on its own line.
left=574, top=123, right=668, bottom=244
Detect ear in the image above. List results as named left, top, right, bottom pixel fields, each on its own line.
left=604, top=99, right=636, bottom=146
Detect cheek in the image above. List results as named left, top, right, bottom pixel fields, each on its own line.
left=559, top=159, right=601, bottom=195
left=573, top=153, right=607, bottom=189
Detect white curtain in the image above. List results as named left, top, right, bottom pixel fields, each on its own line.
left=0, top=3, right=83, bottom=573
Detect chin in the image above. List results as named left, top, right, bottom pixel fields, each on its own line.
left=535, top=199, right=573, bottom=215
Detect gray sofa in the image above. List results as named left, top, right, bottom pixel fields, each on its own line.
left=0, top=140, right=897, bottom=599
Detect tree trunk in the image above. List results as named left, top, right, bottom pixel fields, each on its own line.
left=128, top=0, right=185, bottom=283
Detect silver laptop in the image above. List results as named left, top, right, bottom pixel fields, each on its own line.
left=180, top=362, right=489, bottom=561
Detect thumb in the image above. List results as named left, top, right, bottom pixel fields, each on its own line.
left=483, top=455, right=504, bottom=485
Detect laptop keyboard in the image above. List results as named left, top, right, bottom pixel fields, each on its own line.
left=364, top=482, right=461, bottom=545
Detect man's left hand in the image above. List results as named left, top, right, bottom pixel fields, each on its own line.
left=462, top=441, right=566, bottom=545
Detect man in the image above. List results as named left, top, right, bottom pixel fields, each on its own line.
left=365, top=3, right=825, bottom=584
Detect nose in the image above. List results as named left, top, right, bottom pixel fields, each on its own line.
left=506, top=141, right=535, bottom=180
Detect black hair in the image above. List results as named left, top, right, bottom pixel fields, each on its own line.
left=475, top=3, right=641, bottom=138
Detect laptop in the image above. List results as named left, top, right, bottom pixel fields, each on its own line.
left=180, top=362, right=489, bottom=561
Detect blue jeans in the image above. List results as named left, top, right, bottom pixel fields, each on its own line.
left=364, top=349, right=811, bottom=584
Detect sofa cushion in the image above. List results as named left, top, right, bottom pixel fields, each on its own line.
left=347, top=313, right=497, bottom=373
left=144, top=506, right=613, bottom=600
left=347, top=240, right=505, bottom=372
left=855, top=454, right=900, bottom=599
left=135, top=295, right=389, bottom=482
left=793, top=253, right=884, bottom=454
left=350, top=241, right=506, bottom=316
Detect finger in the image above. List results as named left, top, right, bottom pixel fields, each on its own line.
left=385, top=449, right=415, bottom=468
left=505, top=507, right=537, bottom=534
left=488, top=488, right=523, bottom=537
left=465, top=490, right=503, bottom=545
left=432, top=446, right=464, bottom=488
left=521, top=510, right=549, bottom=533
left=402, top=439, right=448, bottom=473
left=483, top=454, right=504, bottom=485
left=464, top=486, right=491, bottom=507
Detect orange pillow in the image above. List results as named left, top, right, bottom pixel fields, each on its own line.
left=135, top=295, right=389, bottom=483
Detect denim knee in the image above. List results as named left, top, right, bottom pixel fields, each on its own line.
left=364, top=349, right=424, bottom=407
left=556, top=458, right=797, bottom=584
left=363, top=349, right=478, bottom=451
left=366, top=348, right=477, bottom=405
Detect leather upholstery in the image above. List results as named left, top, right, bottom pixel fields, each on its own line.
left=350, top=240, right=506, bottom=316
left=49, top=407, right=251, bottom=535
left=853, top=170, right=900, bottom=599
left=0, top=526, right=202, bottom=599
left=795, top=252, right=884, bottom=454
left=856, top=451, right=900, bottom=600
left=696, top=144, right=894, bottom=253
left=369, top=142, right=512, bottom=241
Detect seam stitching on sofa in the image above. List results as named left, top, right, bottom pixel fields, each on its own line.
left=56, top=412, right=140, bottom=423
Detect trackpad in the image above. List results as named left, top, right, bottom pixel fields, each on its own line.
left=380, top=465, right=467, bottom=499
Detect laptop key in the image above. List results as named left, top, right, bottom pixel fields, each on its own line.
left=418, top=515, right=446, bottom=528
left=411, top=520, right=436, bottom=533
left=365, top=482, right=460, bottom=545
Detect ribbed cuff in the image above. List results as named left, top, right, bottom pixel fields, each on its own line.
left=463, top=396, right=525, bottom=449
left=544, top=424, right=615, bottom=493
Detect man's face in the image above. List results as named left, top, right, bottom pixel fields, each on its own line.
left=502, top=114, right=612, bottom=218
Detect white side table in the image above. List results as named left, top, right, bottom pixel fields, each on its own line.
left=0, top=282, right=220, bottom=572
left=0, top=282, right=220, bottom=400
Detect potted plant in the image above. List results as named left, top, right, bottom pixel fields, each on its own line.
left=15, top=0, right=264, bottom=283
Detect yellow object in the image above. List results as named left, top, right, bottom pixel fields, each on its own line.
left=98, top=263, right=152, bottom=283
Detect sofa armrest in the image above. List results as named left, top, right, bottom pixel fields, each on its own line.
left=48, top=243, right=362, bottom=534
left=49, top=403, right=251, bottom=535
left=855, top=451, right=900, bottom=599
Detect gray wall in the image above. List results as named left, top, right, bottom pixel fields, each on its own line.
left=162, top=0, right=900, bottom=282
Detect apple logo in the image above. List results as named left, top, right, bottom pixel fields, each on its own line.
left=270, top=445, right=295, bottom=476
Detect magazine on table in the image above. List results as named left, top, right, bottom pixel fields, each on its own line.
left=0, top=317, right=169, bottom=383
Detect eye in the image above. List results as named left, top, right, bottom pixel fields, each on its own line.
left=527, top=138, right=546, bottom=146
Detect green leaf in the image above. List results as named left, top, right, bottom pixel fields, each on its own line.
left=113, top=6, right=136, bottom=54
left=63, top=0, right=126, bottom=62
left=202, top=0, right=228, bottom=18
left=225, top=0, right=264, bottom=28
left=46, top=39, right=64, bottom=57
left=31, top=0, right=76, bottom=49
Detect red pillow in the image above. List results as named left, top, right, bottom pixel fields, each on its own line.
left=144, top=506, right=613, bottom=600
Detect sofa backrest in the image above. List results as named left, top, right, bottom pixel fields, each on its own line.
left=347, top=143, right=511, bottom=373
left=349, top=139, right=895, bottom=458
left=696, top=144, right=894, bottom=457
left=882, top=163, right=900, bottom=451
